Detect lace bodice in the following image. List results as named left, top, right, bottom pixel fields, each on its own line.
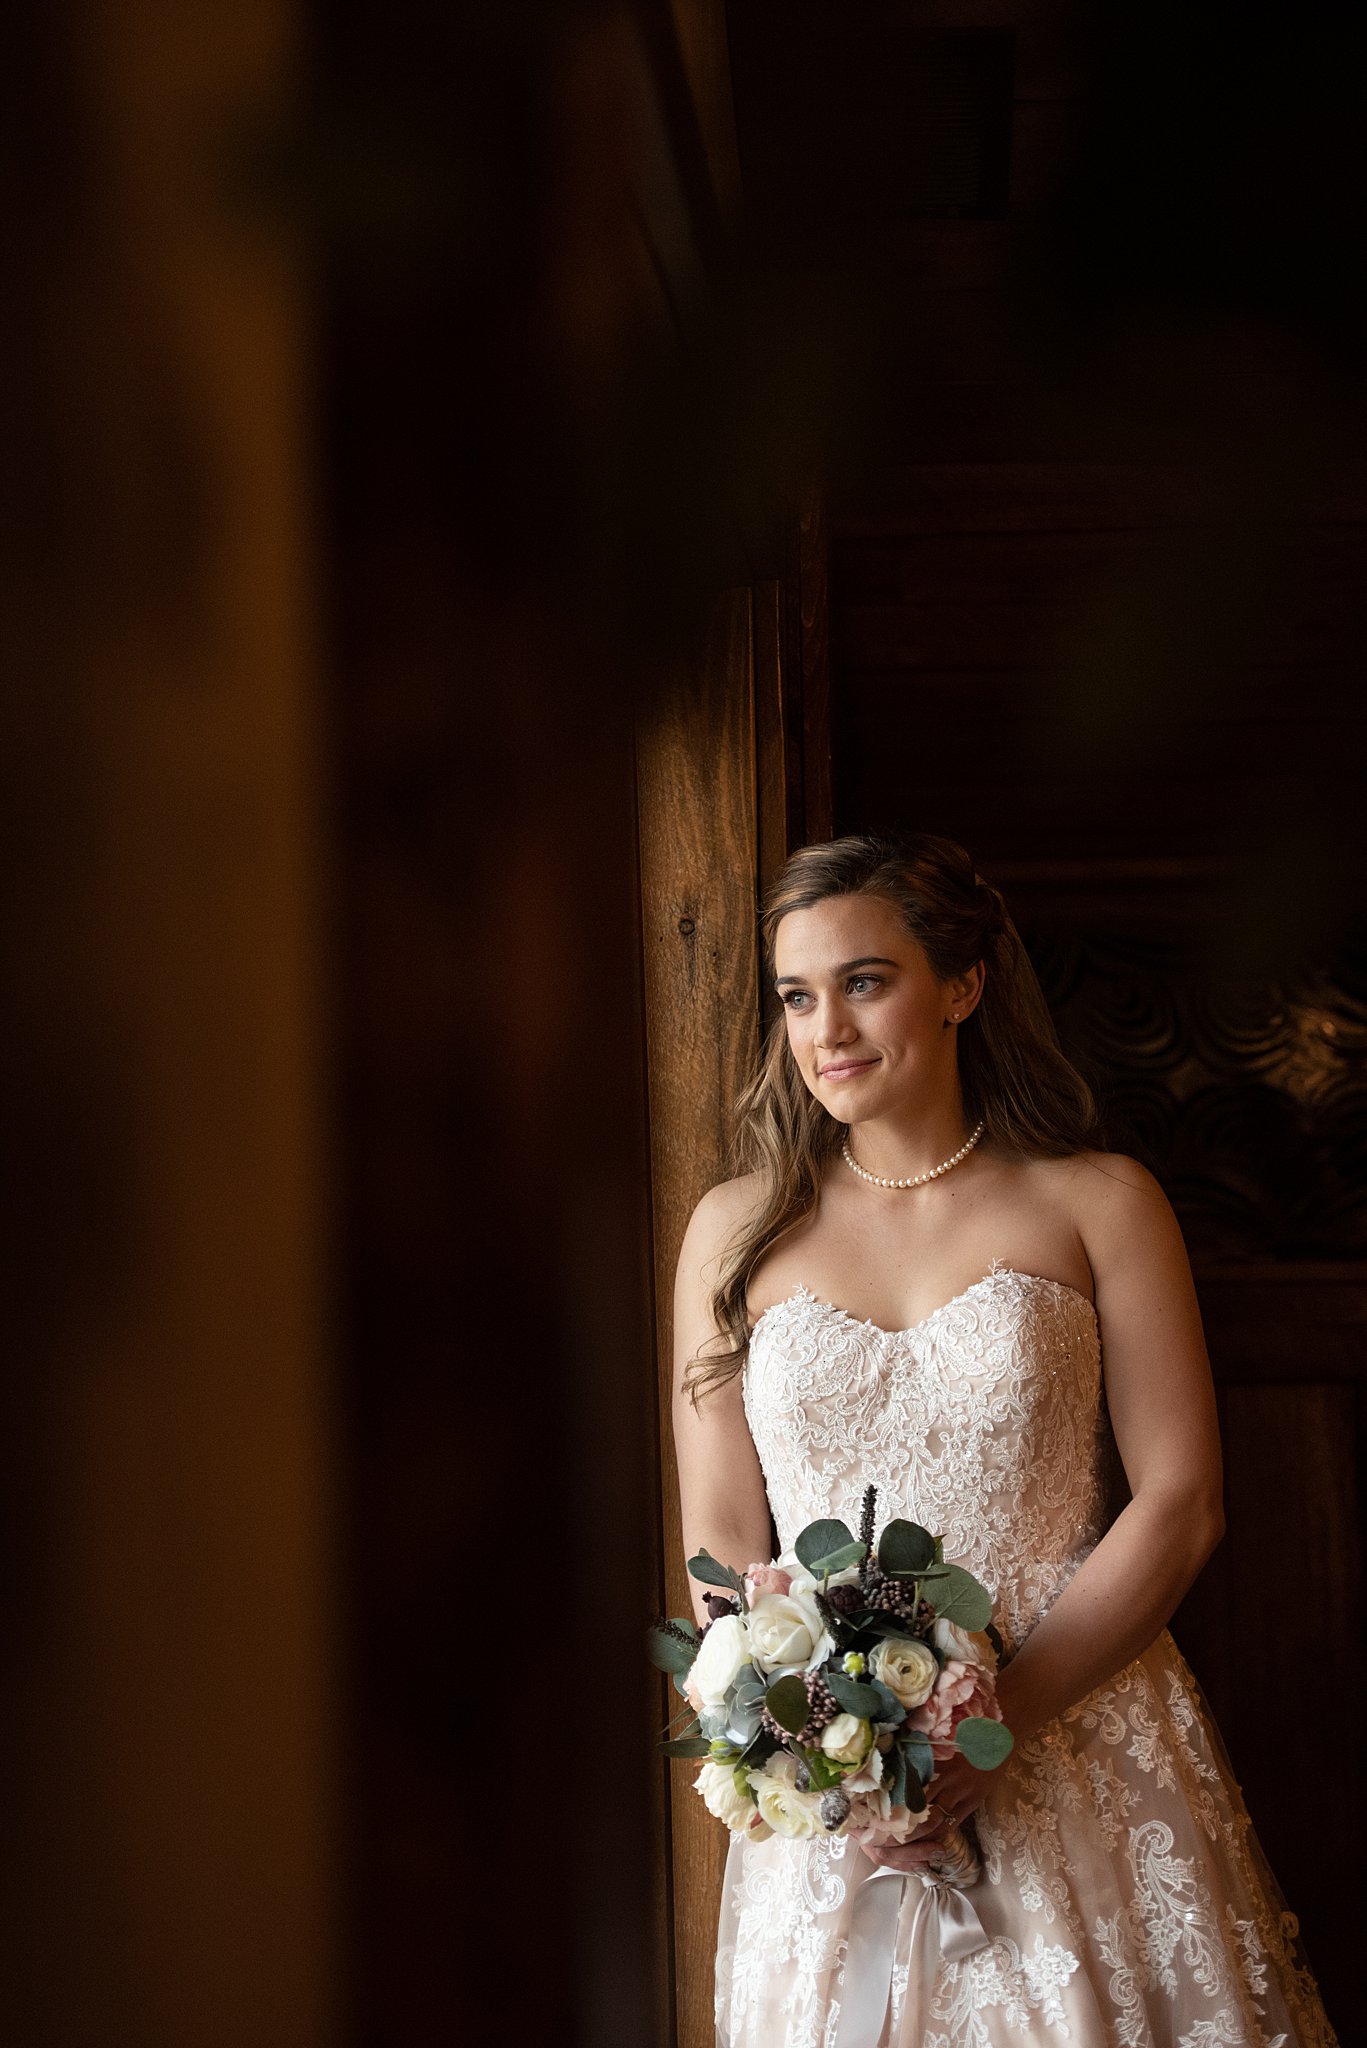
left=742, top=1260, right=1109, bottom=1655
left=722, top=1259, right=1339, bottom=2047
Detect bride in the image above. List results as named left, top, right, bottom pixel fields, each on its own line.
left=672, top=833, right=1338, bottom=2047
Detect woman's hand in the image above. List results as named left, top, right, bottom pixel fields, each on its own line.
left=860, top=1751, right=1005, bottom=1871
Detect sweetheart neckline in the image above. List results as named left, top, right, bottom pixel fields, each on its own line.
left=747, top=1267, right=1097, bottom=1343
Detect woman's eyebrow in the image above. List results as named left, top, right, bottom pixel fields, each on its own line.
left=774, top=954, right=900, bottom=988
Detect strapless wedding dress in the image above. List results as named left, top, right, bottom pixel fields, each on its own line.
left=715, top=1260, right=1338, bottom=2048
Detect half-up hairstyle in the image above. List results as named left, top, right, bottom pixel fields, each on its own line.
left=685, top=831, right=1103, bottom=1404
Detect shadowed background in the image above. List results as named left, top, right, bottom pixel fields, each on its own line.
left=0, top=2, right=1360, bottom=2043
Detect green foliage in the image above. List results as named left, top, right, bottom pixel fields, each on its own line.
left=955, top=1715, right=1015, bottom=1769
left=814, top=1538, right=869, bottom=1575
left=903, top=1730, right=935, bottom=1785
left=687, top=1549, right=746, bottom=1595
left=824, top=1669, right=882, bottom=1717
left=877, top=1519, right=936, bottom=1577
left=805, top=1750, right=845, bottom=1792
left=794, top=1519, right=865, bottom=1576
left=929, top=1563, right=993, bottom=1630
left=867, top=1678, right=905, bottom=1727
left=764, top=1674, right=811, bottom=1736
left=663, top=1736, right=711, bottom=1758
left=647, top=1626, right=698, bottom=1675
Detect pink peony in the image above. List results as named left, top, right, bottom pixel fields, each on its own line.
left=907, top=1659, right=1003, bottom=1759
left=745, top=1561, right=792, bottom=1599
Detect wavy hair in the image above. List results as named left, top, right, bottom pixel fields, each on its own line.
left=685, top=831, right=1103, bottom=1404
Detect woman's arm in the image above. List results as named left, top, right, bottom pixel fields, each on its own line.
left=671, top=1179, right=774, bottom=1631
left=992, top=1152, right=1225, bottom=1745
left=873, top=1153, right=1225, bottom=1861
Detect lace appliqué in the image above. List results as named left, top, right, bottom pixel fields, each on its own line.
left=711, top=1269, right=1340, bottom=2048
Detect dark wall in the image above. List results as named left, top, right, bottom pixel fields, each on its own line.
left=728, top=0, right=1365, bottom=2023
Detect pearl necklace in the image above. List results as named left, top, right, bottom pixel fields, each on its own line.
left=841, top=1119, right=986, bottom=1189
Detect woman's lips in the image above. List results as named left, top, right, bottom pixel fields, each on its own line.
left=820, top=1058, right=878, bottom=1080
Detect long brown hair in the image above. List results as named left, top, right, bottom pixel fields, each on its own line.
left=685, top=831, right=1103, bottom=1404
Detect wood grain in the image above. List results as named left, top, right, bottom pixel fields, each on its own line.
left=800, top=483, right=834, bottom=843
left=637, top=587, right=760, bottom=2048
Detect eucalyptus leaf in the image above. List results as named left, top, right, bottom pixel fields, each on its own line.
left=672, top=1670, right=691, bottom=1698
left=647, top=1627, right=698, bottom=1675
left=867, top=1678, right=906, bottom=1728
left=903, top=1731, right=936, bottom=1785
left=877, top=1519, right=936, bottom=1577
left=794, top=1519, right=856, bottom=1573
left=929, top=1562, right=994, bottom=1630
left=765, top=1674, right=811, bottom=1737
left=806, top=1538, right=868, bottom=1576
left=663, top=1736, right=711, bottom=1758
left=668, top=1616, right=701, bottom=1642
left=955, top=1716, right=1015, bottom=1769
left=824, top=1670, right=882, bottom=1717
left=687, top=1548, right=746, bottom=1593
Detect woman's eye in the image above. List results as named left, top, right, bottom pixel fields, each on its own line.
left=848, top=976, right=881, bottom=994
left=781, top=991, right=809, bottom=1008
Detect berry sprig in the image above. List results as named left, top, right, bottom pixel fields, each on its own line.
left=758, top=1670, right=839, bottom=1745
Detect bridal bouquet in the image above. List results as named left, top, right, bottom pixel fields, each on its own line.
left=648, top=1485, right=1014, bottom=1849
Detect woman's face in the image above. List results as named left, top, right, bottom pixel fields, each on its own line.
left=772, top=892, right=979, bottom=1120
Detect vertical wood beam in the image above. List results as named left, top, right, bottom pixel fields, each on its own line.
left=799, top=483, right=835, bottom=840
left=637, top=589, right=758, bottom=2048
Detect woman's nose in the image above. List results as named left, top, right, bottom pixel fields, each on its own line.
left=814, top=996, right=857, bottom=1047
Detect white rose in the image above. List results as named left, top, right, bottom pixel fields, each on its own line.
left=869, top=1636, right=939, bottom=1710
left=820, top=1713, right=874, bottom=1768
left=749, top=1752, right=825, bottom=1840
left=694, top=1759, right=767, bottom=1836
left=746, top=1591, right=819, bottom=1673
left=689, top=1614, right=752, bottom=1709
left=931, top=1616, right=998, bottom=1670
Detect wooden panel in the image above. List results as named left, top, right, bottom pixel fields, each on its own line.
left=1172, top=1379, right=1364, bottom=2021
left=754, top=577, right=801, bottom=894
left=840, top=600, right=1367, bottom=674
left=799, top=483, right=834, bottom=843
left=637, top=589, right=760, bottom=2048
left=832, top=462, right=1367, bottom=535
left=834, top=528, right=1131, bottom=604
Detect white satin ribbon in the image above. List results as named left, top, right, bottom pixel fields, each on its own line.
left=833, top=1856, right=992, bottom=2048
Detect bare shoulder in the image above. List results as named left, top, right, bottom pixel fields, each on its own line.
left=1044, top=1150, right=1193, bottom=1296
left=1011, top=1148, right=1180, bottom=1272
left=1040, top=1148, right=1169, bottom=1204
left=678, top=1169, right=766, bottom=1286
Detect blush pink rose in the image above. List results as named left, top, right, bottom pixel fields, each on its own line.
left=907, top=1659, right=1003, bottom=1760
left=745, top=1562, right=792, bottom=1599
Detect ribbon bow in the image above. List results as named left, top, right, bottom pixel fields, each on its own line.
left=833, top=1836, right=992, bottom=2048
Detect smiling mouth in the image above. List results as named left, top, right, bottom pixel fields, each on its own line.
left=820, top=1058, right=878, bottom=1078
